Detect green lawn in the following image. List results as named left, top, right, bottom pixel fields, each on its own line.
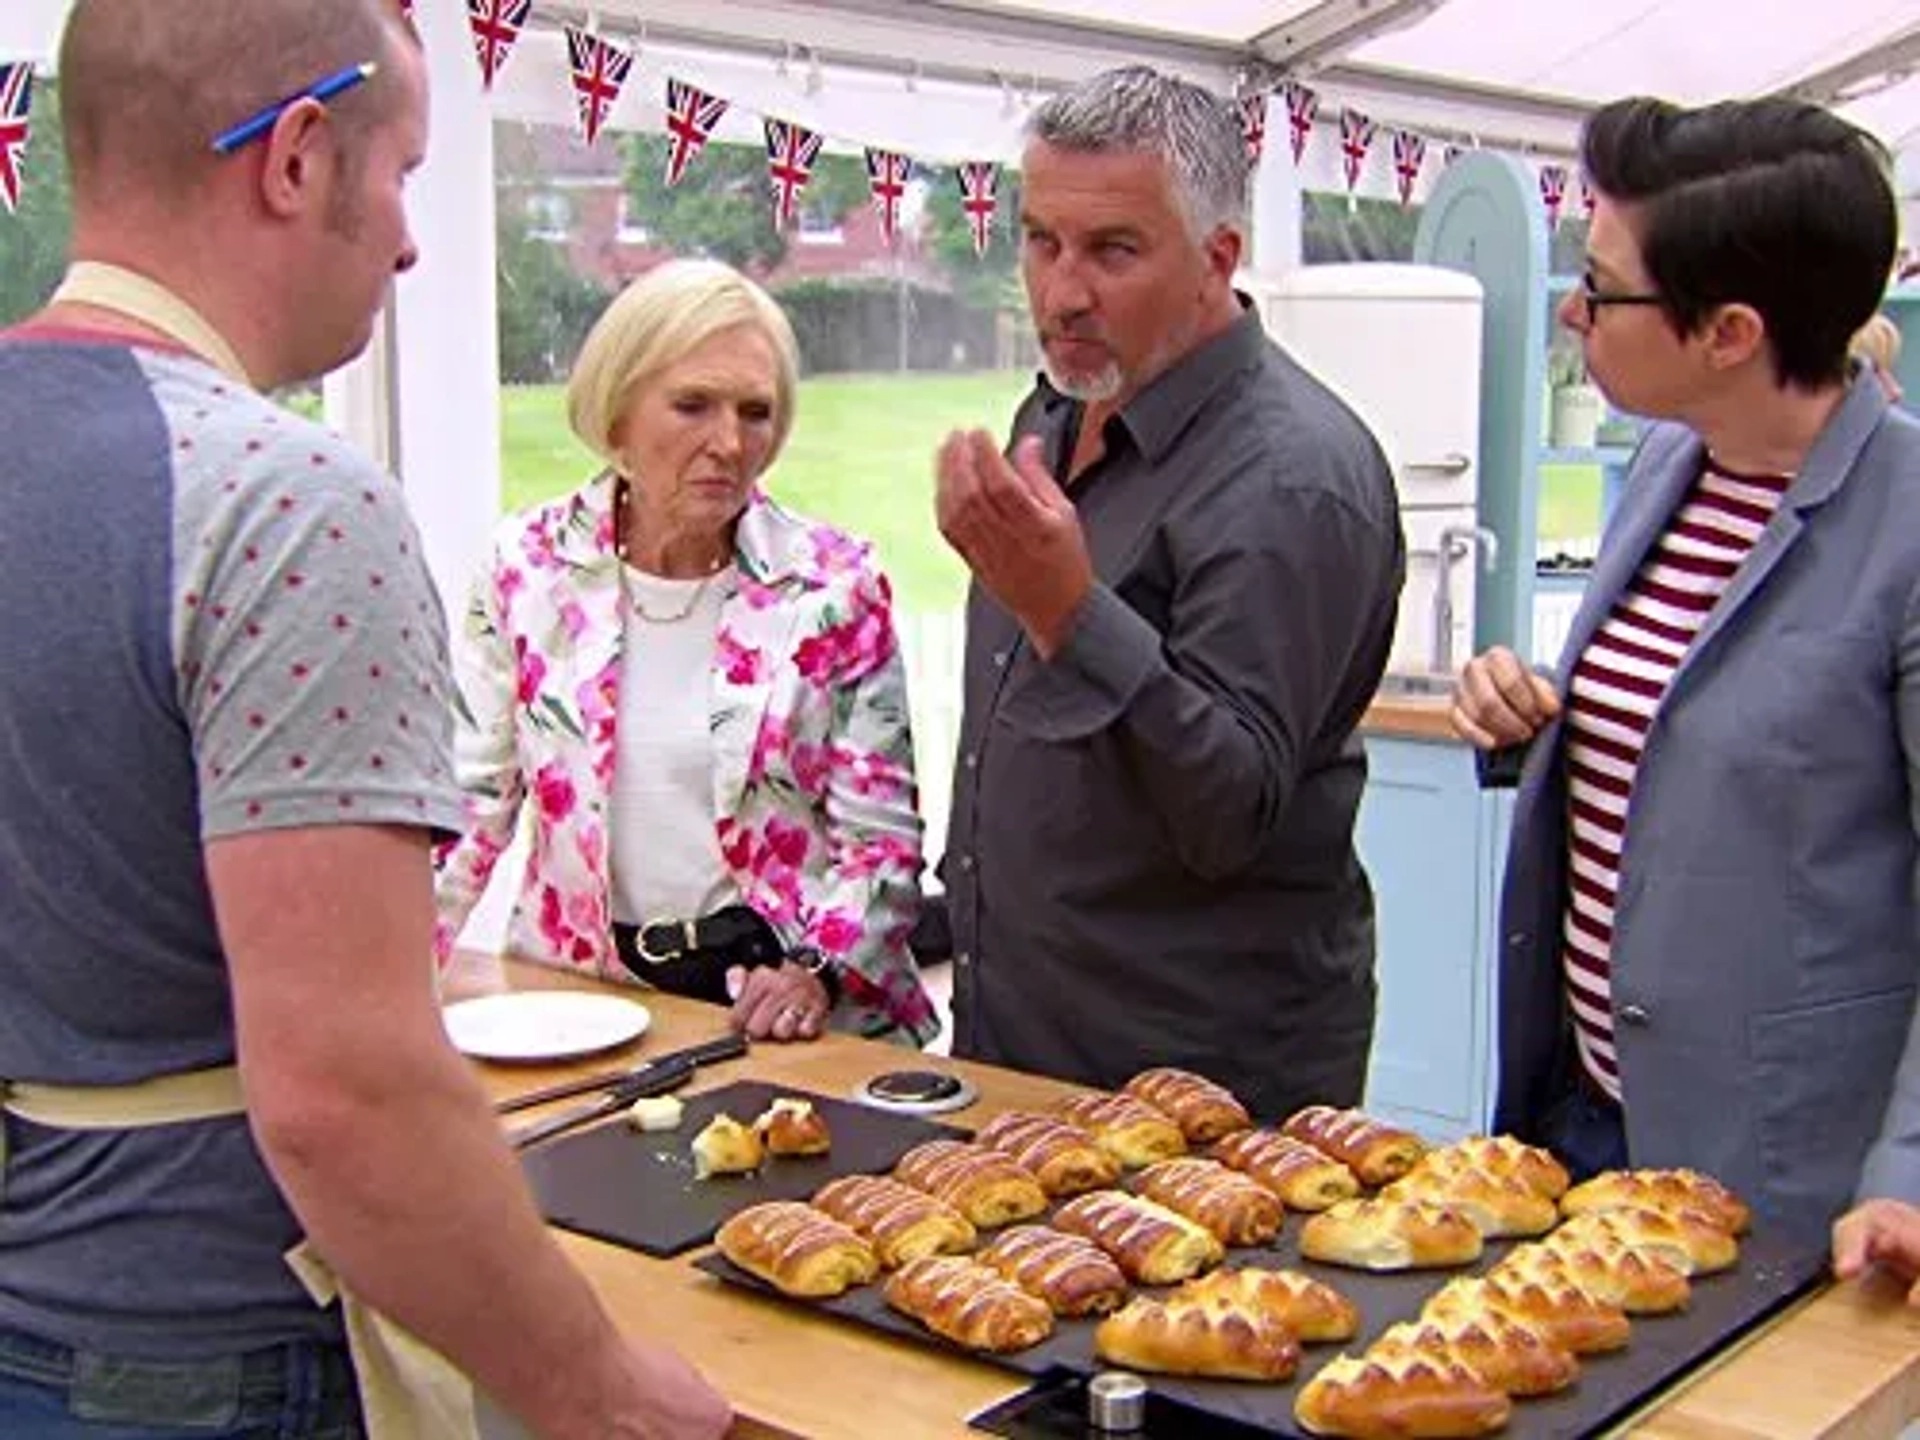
left=1537, top=464, right=1604, bottom=550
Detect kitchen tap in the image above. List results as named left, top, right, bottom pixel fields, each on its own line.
left=1432, top=524, right=1499, bottom=674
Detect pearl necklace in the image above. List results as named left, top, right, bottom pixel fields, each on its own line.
left=613, top=475, right=729, bottom=624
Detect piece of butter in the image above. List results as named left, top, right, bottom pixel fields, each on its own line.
left=625, top=1094, right=685, bottom=1133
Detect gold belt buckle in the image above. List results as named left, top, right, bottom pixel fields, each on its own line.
left=636, top=916, right=697, bottom=965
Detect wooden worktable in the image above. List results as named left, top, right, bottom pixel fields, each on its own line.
left=451, top=953, right=1920, bottom=1439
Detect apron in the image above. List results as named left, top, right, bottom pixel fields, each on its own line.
left=10, top=265, right=479, bottom=1438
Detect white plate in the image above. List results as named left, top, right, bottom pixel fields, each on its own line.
left=442, top=992, right=651, bottom=1063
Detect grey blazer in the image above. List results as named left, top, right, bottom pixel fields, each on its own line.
left=1494, top=371, right=1920, bottom=1239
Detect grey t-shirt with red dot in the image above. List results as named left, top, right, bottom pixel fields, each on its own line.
left=0, top=332, right=465, bottom=1357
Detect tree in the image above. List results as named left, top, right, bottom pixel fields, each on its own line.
left=495, top=203, right=609, bottom=384
left=922, top=165, right=1024, bottom=312
left=621, top=136, right=869, bottom=272
left=1301, top=190, right=1423, bottom=264
left=0, top=78, right=73, bottom=328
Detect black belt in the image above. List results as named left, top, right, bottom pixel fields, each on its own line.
left=612, top=904, right=786, bottom=1005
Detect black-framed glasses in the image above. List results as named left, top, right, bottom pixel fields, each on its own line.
left=1580, top=269, right=1662, bottom=325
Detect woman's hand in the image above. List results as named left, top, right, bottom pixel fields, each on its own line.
left=725, top=960, right=832, bottom=1043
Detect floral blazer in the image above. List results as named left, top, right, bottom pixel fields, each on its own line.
left=433, top=474, right=937, bottom=1044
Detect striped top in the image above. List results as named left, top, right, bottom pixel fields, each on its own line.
left=1560, top=456, right=1793, bottom=1101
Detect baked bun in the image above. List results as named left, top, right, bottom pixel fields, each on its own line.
left=1299, top=1198, right=1484, bottom=1272
left=1210, top=1129, right=1362, bottom=1211
left=1423, top=1273, right=1631, bottom=1357
left=973, top=1110, right=1120, bottom=1198
left=1282, top=1105, right=1427, bottom=1186
left=891, top=1140, right=1048, bottom=1229
left=1122, top=1067, right=1253, bottom=1145
left=1095, top=1294, right=1301, bottom=1381
left=1174, top=1266, right=1360, bottom=1344
left=1551, top=1205, right=1738, bottom=1275
left=1370, top=1312, right=1579, bottom=1398
left=1051, top=1189, right=1225, bottom=1285
left=1055, top=1092, right=1188, bottom=1169
left=882, top=1255, right=1053, bottom=1353
left=1383, top=1167, right=1558, bottom=1239
left=1413, top=1136, right=1570, bottom=1200
left=714, top=1200, right=877, bottom=1298
left=1559, top=1168, right=1751, bottom=1234
left=1498, top=1237, right=1691, bottom=1315
left=753, top=1097, right=832, bottom=1157
left=1133, top=1157, right=1286, bottom=1246
left=809, top=1174, right=976, bottom=1270
left=691, top=1113, right=764, bottom=1179
left=975, top=1225, right=1129, bottom=1317
left=1295, top=1351, right=1512, bottom=1439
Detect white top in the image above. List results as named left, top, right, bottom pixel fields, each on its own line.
left=608, top=563, right=740, bottom=926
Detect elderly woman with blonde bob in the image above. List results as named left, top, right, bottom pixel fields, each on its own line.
left=435, top=260, right=937, bottom=1044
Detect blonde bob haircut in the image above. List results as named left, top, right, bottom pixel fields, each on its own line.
left=567, top=259, right=801, bottom=471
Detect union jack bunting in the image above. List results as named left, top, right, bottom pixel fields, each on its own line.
left=957, top=161, right=999, bottom=257
left=565, top=27, right=632, bottom=147
left=1339, top=108, right=1375, bottom=193
left=664, top=78, right=729, bottom=187
left=1538, top=162, right=1569, bottom=228
left=1390, top=129, right=1426, bottom=207
left=864, top=147, right=911, bottom=246
left=1580, top=172, right=1597, bottom=217
left=763, top=117, right=824, bottom=230
left=1281, top=82, right=1318, bottom=165
left=1443, top=142, right=1466, bottom=169
left=0, top=62, right=31, bottom=215
left=1238, top=90, right=1268, bottom=163
left=466, top=0, right=531, bottom=90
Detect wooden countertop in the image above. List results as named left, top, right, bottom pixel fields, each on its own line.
left=1360, top=690, right=1461, bottom=741
left=450, top=953, right=1920, bottom=1439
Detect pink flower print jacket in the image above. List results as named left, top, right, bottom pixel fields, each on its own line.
left=433, top=475, right=937, bottom=1044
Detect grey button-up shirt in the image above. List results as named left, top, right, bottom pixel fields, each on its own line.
left=944, top=304, right=1404, bottom=1121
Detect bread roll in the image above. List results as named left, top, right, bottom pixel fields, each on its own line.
left=1422, top=1272, right=1631, bottom=1357
left=1211, top=1129, right=1361, bottom=1211
left=1414, top=1136, right=1570, bottom=1200
left=1294, top=1351, right=1512, bottom=1439
left=753, top=1097, right=832, bottom=1157
left=713, top=1200, right=877, bottom=1298
left=974, top=1110, right=1120, bottom=1197
left=1095, top=1294, right=1300, bottom=1381
left=1370, top=1313, right=1579, bottom=1398
left=691, top=1113, right=764, bottom=1179
left=1498, top=1237, right=1691, bottom=1316
left=1051, top=1189, right=1225, bottom=1285
left=1055, top=1092, right=1188, bottom=1169
left=1383, top=1167, right=1558, bottom=1239
left=1122, top=1067, right=1253, bottom=1144
left=976, top=1225, right=1129, bottom=1317
left=883, top=1255, right=1053, bottom=1353
left=1559, top=1167, right=1751, bottom=1235
left=1134, top=1157, right=1285, bottom=1246
left=1299, top=1198, right=1484, bottom=1272
left=1552, top=1205, right=1738, bottom=1276
left=891, top=1140, right=1048, bottom=1229
left=809, top=1174, right=976, bottom=1270
left=1282, top=1105, right=1427, bottom=1186
left=1174, top=1266, right=1360, bottom=1344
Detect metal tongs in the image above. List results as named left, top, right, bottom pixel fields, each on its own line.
left=503, top=1031, right=748, bottom=1150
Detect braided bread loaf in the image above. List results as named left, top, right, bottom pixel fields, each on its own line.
left=1210, top=1128, right=1361, bottom=1211
left=882, top=1255, right=1053, bottom=1352
left=1134, top=1157, right=1285, bottom=1245
left=713, top=1201, right=878, bottom=1298
left=1122, top=1067, right=1252, bottom=1144
left=973, top=1110, right=1120, bottom=1198
left=809, top=1174, right=976, bottom=1270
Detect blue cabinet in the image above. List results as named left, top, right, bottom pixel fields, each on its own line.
left=1355, top=733, right=1511, bottom=1141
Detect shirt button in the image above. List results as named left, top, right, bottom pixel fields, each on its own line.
left=1618, top=1003, right=1652, bottom=1027
left=964, top=752, right=979, bottom=771
left=992, top=650, right=1009, bottom=669
left=959, top=854, right=976, bottom=873
left=956, top=952, right=971, bottom=970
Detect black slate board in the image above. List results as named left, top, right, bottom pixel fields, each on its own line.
left=521, top=1079, right=966, bottom=1257
left=694, top=1221, right=1825, bottom=1438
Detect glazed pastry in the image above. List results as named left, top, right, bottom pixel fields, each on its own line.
left=1413, top=1136, right=1570, bottom=1200
left=1497, top=1237, right=1691, bottom=1315
left=1133, top=1157, right=1286, bottom=1245
left=1174, top=1266, right=1360, bottom=1344
left=975, top=1225, right=1130, bottom=1317
left=713, top=1201, right=877, bottom=1298
left=973, top=1110, right=1120, bottom=1198
left=691, top=1113, right=764, bottom=1179
left=752, top=1097, right=832, bottom=1157
left=1211, top=1129, right=1361, bottom=1211
left=1551, top=1205, right=1739, bottom=1275
left=1282, top=1105, right=1427, bottom=1186
left=891, top=1140, right=1048, bottom=1229
left=1369, top=1312, right=1580, bottom=1398
left=882, top=1254, right=1054, bottom=1353
left=1055, top=1092, right=1188, bottom=1169
left=1559, top=1168, right=1751, bottom=1234
left=1423, top=1273, right=1631, bottom=1357
left=809, top=1174, right=977, bottom=1270
left=1294, top=1350, right=1512, bottom=1439
left=1299, top=1198, right=1484, bottom=1272
left=1383, top=1167, right=1559, bottom=1239
left=1122, top=1067, right=1253, bottom=1145
left=1095, top=1294, right=1301, bottom=1381
left=1051, top=1189, right=1225, bottom=1285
